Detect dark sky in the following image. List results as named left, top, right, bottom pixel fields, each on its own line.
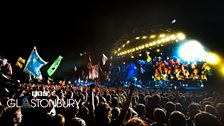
left=1, top=1, right=224, bottom=81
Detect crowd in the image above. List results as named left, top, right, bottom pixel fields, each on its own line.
left=110, top=57, right=212, bottom=83
left=151, top=57, right=212, bottom=81
left=0, top=55, right=223, bottom=126
left=0, top=82, right=224, bottom=126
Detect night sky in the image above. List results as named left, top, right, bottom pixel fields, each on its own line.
left=1, top=1, right=224, bottom=82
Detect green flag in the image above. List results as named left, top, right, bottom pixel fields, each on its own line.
left=47, top=55, right=63, bottom=76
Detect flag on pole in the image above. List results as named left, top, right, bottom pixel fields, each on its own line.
left=16, top=61, right=23, bottom=68
left=145, top=50, right=152, bottom=62
left=88, top=55, right=92, bottom=64
left=16, top=57, right=26, bottom=68
left=102, top=53, right=108, bottom=65
left=87, top=55, right=92, bottom=70
left=47, top=55, right=63, bottom=76
left=23, top=46, right=48, bottom=80
left=18, top=57, right=26, bottom=64
left=6, top=63, right=13, bottom=75
left=89, top=64, right=99, bottom=80
left=74, top=66, right=77, bottom=72
left=87, top=55, right=92, bottom=79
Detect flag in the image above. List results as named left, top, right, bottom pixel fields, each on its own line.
left=48, top=77, right=53, bottom=81
left=74, top=66, right=77, bottom=71
left=7, top=63, right=13, bottom=75
left=23, top=46, right=48, bottom=80
left=89, top=64, right=99, bottom=80
left=18, top=57, right=26, bottom=64
left=87, top=55, right=99, bottom=80
left=140, top=67, right=145, bottom=74
left=102, top=53, right=108, bottom=65
left=16, top=57, right=26, bottom=68
left=16, top=62, right=23, bottom=68
left=87, top=55, right=92, bottom=70
left=80, top=53, right=84, bottom=56
left=80, top=52, right=86, bottom=56
left=88, top=55, right=92, bottom=64
left=93, top=64, right=99, bottom=79
left=145, top=50, right=152, bottom=62
left=47, top=55, right=63, bottom=76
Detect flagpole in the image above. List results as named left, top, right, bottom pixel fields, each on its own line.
left=25, top=73, right=32, bottom=84
left=23, top=47, right=34, bottom=84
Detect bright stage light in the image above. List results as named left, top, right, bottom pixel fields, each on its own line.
left=221, top=66, right=224, bottom=75
left=150, top=35, right=156, bottom=39
left=177, top=33, right=186, bottom=40
left=142, top=36, right=147, bottom=39
left=159, top=34, right=166, bottom=38
left=204, top=52, right=220, bottom=65
left=178, top=40, right=206, bottom=62
left=170, top=35, right=176, bottom=40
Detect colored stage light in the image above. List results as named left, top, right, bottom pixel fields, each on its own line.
left=221, top=66, right=224, bottom=75
left=204, top=52, right=220, bottom=65
left=177, top=32, right=186, bottom=40
left=178, top=40, right=206, bottom=62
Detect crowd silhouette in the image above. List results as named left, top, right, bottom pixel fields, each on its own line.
left=0, top=82, right=224, bottom=126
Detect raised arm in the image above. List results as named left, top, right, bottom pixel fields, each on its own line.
left=116, top=83, right=135, bottom=125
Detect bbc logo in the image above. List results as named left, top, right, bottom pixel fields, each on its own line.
left=32, top=91, right=49, bottom=97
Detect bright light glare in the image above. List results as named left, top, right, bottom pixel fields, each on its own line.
left=177, top=33, right=186, bottom=40
left=204, top=52, right=220, bottom=65
left=221, top=66, right=224, bottom=75
left=178, top=40, right=206, bottom=62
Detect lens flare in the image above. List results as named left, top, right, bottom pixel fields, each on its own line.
left=178, top=40, right=206, bottom=62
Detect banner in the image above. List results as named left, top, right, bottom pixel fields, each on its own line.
left=47, top=55, right=63, bottom=76
left=23, top=46, right=48, bottom=80
left=102, top=53, right=108, bottom=65
left=146, top=50, right=152, bottom=62
left=88, top=64, right=99, bottom=80
left=16, top=57, right=26, bottom=68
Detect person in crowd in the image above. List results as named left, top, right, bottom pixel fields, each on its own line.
left=169, top=111, right=186, bottom=126
left=205, top=104, right=219, bottom=117
left=52, top=114, right=65, bottom=126
left=0, top=77, right=224, bottom=126
left=164, top=101, right=175, bottom=123
left=111, top=107, right=121, bottom=121
left=194, top=111, right=222, bottom=126
left=125, top=117, right=146, bottom=126
left=151, top=108, right=167, bottom=126
left=1, top=107, right=23, bottom=126
left=134, top=103, right=149, bottom=125
left=216, top=103, right=224, bottom=125
left=66, top=102, right=86, bottom=126
left=0, top=57, right=20, bottom=96
left=0, top=57, right=13, bottom=77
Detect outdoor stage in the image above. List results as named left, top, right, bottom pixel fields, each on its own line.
left=107, top=29, right=215, bottom=91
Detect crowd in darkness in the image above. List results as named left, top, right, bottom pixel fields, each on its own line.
left=0, top=55, right=223, bottom=126
left=0, top=82, right=224, bottom=126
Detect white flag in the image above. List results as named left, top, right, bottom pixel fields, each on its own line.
left=74, top=66, right=77, bottom=71
left=102, top=53, right=108, bottom=65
